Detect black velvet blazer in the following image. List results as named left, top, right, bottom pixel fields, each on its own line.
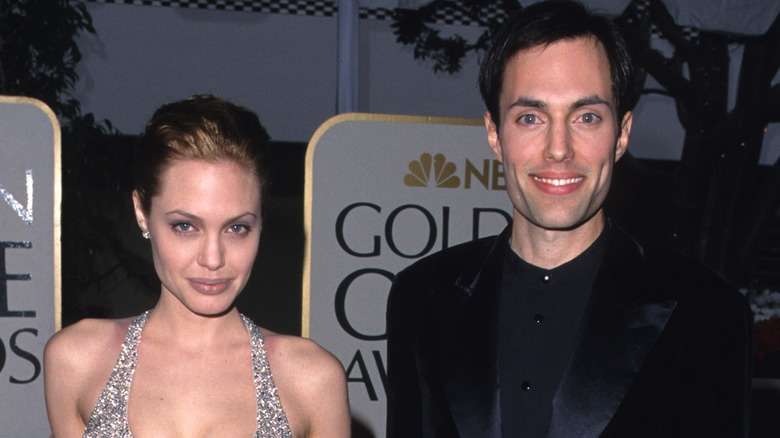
left=386, top=224, right=753, bottom=438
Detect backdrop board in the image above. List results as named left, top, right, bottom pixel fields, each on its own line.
left=304, top=113, right=512, bottom=436
left=0, top=96, right=60, bottom=437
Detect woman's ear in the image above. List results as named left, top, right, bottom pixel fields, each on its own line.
left=132, top=190, right=149, bottom=234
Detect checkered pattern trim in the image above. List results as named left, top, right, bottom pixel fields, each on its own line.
left=623, top=0, right=700, bottom=42
left=85, top=0, right=503, bottom=26
left=85, top=0, right=704, bottom=37
left=88, top=0, right=337, bottom=15
left=400, top=2, right=505, bottom=26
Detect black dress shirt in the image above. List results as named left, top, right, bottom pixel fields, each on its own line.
left=498, top=226, right=610, bottom=437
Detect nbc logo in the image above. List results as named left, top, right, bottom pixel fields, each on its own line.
left=404, top=153, right=460, bottom=188
left=403, top=153, right=506, bottom=191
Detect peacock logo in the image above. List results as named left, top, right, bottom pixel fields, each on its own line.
left=403, top=153, right=461, bottom=188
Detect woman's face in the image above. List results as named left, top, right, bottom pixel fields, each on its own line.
left=133, top=159, right=262, bottom=316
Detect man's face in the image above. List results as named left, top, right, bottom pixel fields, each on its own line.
left=486, top=36, right=632, bottom=233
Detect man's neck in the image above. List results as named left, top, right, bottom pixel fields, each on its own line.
left=509, top=212, right=605, bottom=270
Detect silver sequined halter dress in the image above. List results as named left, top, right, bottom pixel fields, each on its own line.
left=82, top=310, right=292, bottom=437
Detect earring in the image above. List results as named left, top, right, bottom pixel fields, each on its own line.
left=142, top=230, right=150, bottom=239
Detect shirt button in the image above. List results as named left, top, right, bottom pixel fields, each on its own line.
left=542, top=274, right=551, bottom=283
left=534, top=314, right=544, bottom=323
left=521, top=381, right=531, bottom=391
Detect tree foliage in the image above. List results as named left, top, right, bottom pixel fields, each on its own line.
left=392, top=0, right=516, bottom=73
left=614, top=0, right=780, bottom=284
left=0, top=1, right=154, bottom=324
left=0, top=0, right=94, bottom=120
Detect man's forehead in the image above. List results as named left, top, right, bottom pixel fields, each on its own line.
left=510, top=35, right=607, bottom=62
left=500, top=36, right=614, bottom=105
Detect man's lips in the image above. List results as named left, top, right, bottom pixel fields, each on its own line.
left=188, top=278, right=232, bottom=295
left=530, top=174, right=585, bottom=194
left=532, top=176, right=584, bottom=186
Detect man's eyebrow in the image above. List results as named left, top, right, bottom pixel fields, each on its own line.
left=571, top=95, right=612, bottom=110
left=507, top=95, right=613, bottom=112
left=507, top=97, right=547, bottom=111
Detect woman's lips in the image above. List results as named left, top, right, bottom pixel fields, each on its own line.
left=188, top=278, right=232, bottom=295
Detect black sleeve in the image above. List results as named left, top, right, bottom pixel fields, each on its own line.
left=385, top=269, right=424, bottom=437
left=683, top=289, right=753, bottom=438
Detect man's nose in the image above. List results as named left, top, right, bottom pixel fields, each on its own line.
left=544, top=121, right=573, bottom=162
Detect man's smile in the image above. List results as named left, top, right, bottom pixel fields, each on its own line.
left=531, top=176, right=584, bottom=186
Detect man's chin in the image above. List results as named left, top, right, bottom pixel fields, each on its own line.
left=522, top=210, right=604, bottom=233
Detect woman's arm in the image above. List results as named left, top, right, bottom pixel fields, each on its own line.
left=44, top=327, right=91, bottom=437
left=44, top=318, right=128, bottom=438
left=301, top=347, right=350, bottom=437
left=265, top=333, right=351, bottom=438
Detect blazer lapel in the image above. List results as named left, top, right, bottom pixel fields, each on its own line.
left=429, top=229, right=509, bottom=438
left=547, top=226, right=677, bottom=438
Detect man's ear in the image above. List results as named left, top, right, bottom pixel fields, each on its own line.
left=485, top=111, right=503, bottom=163
left=132, top=190, right=149, bottom=234
left=615, top=111, right=633, bottom=162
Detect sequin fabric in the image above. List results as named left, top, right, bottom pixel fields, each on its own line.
left=83, top=310, right=292, bottom=437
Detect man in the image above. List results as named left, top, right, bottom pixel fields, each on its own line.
left=385, top=1, right=753, bottom=437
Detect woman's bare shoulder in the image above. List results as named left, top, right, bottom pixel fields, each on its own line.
left=44, top=316, right=138, bottom=434
left=45, top=317, right=134, bottom=382
left=261, top=329, right=345, bottom=383
left=261, top=329, right=350, bottom=436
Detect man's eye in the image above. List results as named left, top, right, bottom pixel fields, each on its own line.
left=580, top=112, right=600, bottom=123
left=519, top=114, right=538, bottom=124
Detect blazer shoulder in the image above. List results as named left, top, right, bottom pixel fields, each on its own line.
left=394, top=234, right=500, bottom=287
left=641, top=243, right=747, bottom=309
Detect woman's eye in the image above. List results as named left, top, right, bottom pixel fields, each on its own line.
left=228, top=224, right=250, bottom=234
left=173, top=222, right=193, bottom=232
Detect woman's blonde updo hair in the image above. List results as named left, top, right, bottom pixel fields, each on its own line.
left=133, top=95, right=271, bottom=214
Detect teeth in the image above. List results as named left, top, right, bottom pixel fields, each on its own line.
left=533, top=176, right=583, bottom=186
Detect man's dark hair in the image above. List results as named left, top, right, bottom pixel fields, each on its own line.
left=479, top=0, right=635, bottom=128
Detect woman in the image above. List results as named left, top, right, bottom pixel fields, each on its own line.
left=44, top=95, right=350, bottom=437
